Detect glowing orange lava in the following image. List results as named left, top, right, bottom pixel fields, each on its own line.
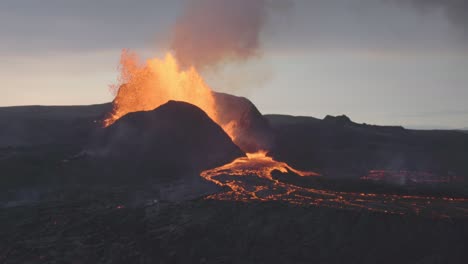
left=202, top=150, right=319, bottom=182
left=104, top=50, right=230, bottom=137
left=201, top=157, right=468, bottom=218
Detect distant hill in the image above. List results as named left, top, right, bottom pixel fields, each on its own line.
left=265, top=114, right=468, bottom=180
left=0, top=103, right=112, bottom=147
left=264, top=114, right=321, bottom=126
left=0, top=103, right=111, bottom=119
left=213, top=92, right=274, bottom=152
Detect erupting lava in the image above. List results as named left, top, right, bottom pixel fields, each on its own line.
left=104, top=50, right=233, bottom=138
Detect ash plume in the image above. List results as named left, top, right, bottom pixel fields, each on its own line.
left=170, top=0, right=282, bottom=69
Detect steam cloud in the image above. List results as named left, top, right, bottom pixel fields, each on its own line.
left=170, top=0, right=270, bottom=69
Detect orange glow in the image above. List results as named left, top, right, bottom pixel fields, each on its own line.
left=104, top=50, right=233, bottom=138
left=202, top=150, right=319, bottom=183
left=201, top=152, right=468, bottom=218
left=201, top=151, right=468, bottom=217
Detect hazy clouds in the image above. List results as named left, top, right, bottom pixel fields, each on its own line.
left=0, top=0, right=182, bottom=53
left=2, top=0, right=467, bottom=55
left=1, top=0, right=467, bottom=128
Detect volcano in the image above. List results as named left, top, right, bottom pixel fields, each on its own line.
left=102, top=52, right=275, bottom=154
left=91, top=100, right=243, bottom=175
left=56, top=100, right=243, bottom=197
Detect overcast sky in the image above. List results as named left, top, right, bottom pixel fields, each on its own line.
left=1, top=0, right=467, bottom=128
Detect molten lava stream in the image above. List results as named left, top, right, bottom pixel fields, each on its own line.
left=201, top=152, right=468, bottom=218
left=201, top=151, right=318, bottom=182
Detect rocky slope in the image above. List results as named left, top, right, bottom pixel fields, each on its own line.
left=266, top=114, right=468, bottom=180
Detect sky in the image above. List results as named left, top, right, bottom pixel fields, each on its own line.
left=1, top=0, right=467, bottom=129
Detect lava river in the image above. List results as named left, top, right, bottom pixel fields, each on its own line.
left=201, top=152, right=468, bottom=218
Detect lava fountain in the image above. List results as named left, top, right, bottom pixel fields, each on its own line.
left=104, top=51, right=219, bottom=132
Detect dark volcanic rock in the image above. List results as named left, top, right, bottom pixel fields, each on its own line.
left=266, top=114, right=468, bottom=180
left=0, top=103, right=112, bottom=147
left=1, top=199, right=466, bottom=264
left=213, top=92, right=274, bottom=153
left=89, top=100, right=244, bottom=180
left=323, top=114, right=353, bottom=126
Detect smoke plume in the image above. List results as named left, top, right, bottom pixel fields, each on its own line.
left=170, top=0, right=270, bottom=69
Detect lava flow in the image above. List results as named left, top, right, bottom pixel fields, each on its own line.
left=202, top=156, right=468, bottom=218
left=202, top=151, right=319, bottom=182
